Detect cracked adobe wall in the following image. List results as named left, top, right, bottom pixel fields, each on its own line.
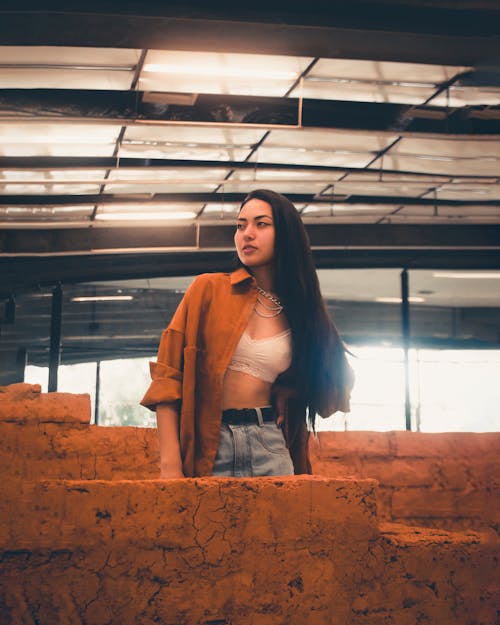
left=2, top=476, right=383, bottom=625
left=0, top=383, right=499, bottom=624
left=310, top=430, right=499, bottom=531
left=1, top=383, right=498, bottom=530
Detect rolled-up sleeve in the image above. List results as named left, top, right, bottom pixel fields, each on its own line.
left=140, top=327, right=186, bottom=411
left=140, top=279, right=199, bottom=411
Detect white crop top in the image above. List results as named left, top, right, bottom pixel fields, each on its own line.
left=226, top=329, right=292, bottom=383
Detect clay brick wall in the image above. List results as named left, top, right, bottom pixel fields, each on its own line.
left=0, top=383, right=498, bottom=624
left=310, top=430, right=500, bottom=531
left=1, top=384, right=498, bottom=531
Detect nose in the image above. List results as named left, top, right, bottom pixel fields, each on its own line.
left=243, top=224, right=256, bottom=239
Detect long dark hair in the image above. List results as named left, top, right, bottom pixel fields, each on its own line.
left=239, top=189, right=352, bottom=430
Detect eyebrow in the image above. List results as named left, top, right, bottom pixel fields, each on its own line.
left=237, top=214, right=273, bottom=222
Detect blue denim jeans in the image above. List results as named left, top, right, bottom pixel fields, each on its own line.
left=211, top=420, right=295, bottom=477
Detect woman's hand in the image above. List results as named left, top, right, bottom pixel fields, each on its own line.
left=274, top=392, right=286, bottom=428
left=160, top=465, right=185, bottom=479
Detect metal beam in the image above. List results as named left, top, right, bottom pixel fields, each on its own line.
left=0, top=225, right=198, bottom=254
left=1, top=2, right=499, bottom=65
left=1, top=194, right=499, bottom=208
left=2, top=238, right=500, bottom=296
left=204, top=222, right=500, bottom=248
left=1, top=224, right=500, bottom=256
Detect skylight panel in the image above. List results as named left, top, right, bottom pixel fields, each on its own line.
left=378, top=137, right=500, bottom=177
left=0, top=170, right=108, bottom=181
left=291, top=59, right=471, bottom=105
left=230, top=169, right=344, bottom=182
left=213, top=180, right=330, bottom=195
left=433, top=183, right=500, bottom=201
left=0, top=46, right=141, bottom=90
left=0, top=205, right=94, bottom=221
left=249, top=128, right=397, bottom=168
left=139, top=50, right=312, bottom=97
left=0, top=123, right=121, bottom=157
left=200, top=203, right=240, bottom=220
left=94, top=203, right=200, bottom=222
left=120, top=126, right=265, bottom=161
left=107, top=167, right=229, bottom=181
left=105, top=166, right=229, bottom=193
left=329, top=179, right=437, bottom=198
left=302, top=203, right=395, bottom=217
left=432, top=86, right=500, bottom=107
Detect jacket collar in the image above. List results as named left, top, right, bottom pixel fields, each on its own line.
left=230, top=267, right=255, bottom=285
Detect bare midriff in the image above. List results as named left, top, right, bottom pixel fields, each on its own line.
left=221, top=306, right=289, bottom=410
left=222, top=369, right=273, bottom=410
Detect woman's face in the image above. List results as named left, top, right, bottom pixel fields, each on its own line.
left=234, top=198, right=275, bottom=269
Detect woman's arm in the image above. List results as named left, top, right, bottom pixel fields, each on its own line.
left=156, top=402, right=184, bottom=478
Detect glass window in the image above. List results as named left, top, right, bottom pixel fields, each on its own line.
left=26, top=361, right=97, bottom=420
left=58, top=276, right=196, bottom=427
left=410, top=349, right=500, bottom=432
left=316, top=347, right=406, bottom=432
left=7, top=268, right=500, bottom=433
left=408, top=269, right=500, bottom=432
left=317, top=269, right=406, bottom=431
left=97, top=357, right=154, bottom=427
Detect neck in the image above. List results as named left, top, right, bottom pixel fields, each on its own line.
left=251, top=266, right=274, bottom=293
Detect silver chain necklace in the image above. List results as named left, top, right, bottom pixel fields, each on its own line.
left=255, top=286, right=284, bottom=318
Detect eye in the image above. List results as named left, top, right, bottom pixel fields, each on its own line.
left=236, top=223, right=244, bottom=230
left=257, top=221, right=271, bottom=227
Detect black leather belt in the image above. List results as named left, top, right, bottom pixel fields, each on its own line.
left=222, top=406, right=276, bottom=425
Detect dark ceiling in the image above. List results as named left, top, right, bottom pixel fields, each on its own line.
left=1, top=1, right=500, bottom=385
left=0, top=0, right=499, bottom=291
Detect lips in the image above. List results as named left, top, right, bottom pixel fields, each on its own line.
left=242, top=245, right=257, bottom=253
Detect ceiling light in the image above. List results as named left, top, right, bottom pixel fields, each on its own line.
left=71, top=296, right=134, bottom=302
left=121, top=139, right=252, bottom=150
left=0, top=63, right=135, bottom=72
left=397, top=81, right=435, bottom=88
left=306, top=77, right=435, bottom=88
left=432, top=272, right=500, bottom=279
left=414, top=155, right=455, bottom=162
left=143, top=63, right=298, bottom=80
left=95, top=211, right=197, bottom=221
left=441, top=187, right=488, bottom=194
left=375, top=297, right=425, bottom=303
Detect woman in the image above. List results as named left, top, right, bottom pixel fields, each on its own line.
left=140, top=189, right=353, bottom=478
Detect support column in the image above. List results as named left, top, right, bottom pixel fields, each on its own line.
left=15, top=347, right=27, bottom=383
left=48, top=285, right=63, bottom=393
left=401, top=269, right=411, bottom=431
left=94, top=360, right=100, bottom=425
